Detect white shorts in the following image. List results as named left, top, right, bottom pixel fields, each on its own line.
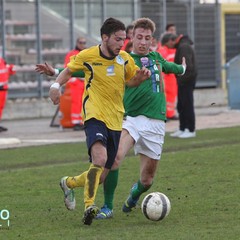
left=122, top=115, right=165, bottom=160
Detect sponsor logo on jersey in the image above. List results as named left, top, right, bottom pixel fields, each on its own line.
left=116, top=55, right=124, bottom=65
left=106, top=65, right=115, bottom=76
left=140, top=57, right=149, bottom=67
left=92, top=62, right=103, bottom=66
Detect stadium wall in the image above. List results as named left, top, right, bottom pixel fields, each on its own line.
left=2, top=88, right=228, bottom=120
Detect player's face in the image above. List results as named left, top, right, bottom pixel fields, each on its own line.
left=132, top=28, right=153, bottom=56
left=105, top=30, right=126, bottom=57
left=167, top=26, right=176, bottom=34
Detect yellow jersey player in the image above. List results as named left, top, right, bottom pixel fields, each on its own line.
left=48, top=17, right=150, bottom=225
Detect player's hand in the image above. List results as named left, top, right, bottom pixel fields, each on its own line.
left=49, top=88, right=61, bottom=105
left=127, top=67, right=151, bottom=87
left=136, top=66, right=151, bottom=81
left=35, top=62, right=55, bottom=76
left=181, top=57, right=187, bottom=72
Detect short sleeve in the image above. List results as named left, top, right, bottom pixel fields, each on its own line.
left=67, top=53, right=84, bottom=73
left=123, top=53, right=139, bottom=82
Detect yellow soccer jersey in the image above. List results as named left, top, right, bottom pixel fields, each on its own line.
left=67, top=45, right=139, bottom=131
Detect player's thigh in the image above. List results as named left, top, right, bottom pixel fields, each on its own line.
left=112, top=129, right=135, bottom=169
left=85, top=118, right=108, bottom=167
left=91, top=141, right=107, bottom=167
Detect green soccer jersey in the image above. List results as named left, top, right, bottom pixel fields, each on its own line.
left=124, top=51, right=184, bottom=121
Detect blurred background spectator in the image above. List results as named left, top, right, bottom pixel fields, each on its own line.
left=159, top=33, right=178, bottom=120
left=121, top=24, right=134, bottom=51
left=170, top=34, right=198, bottom=138
left=0, top=57, right=15, bottom=131
left=60, top=37, right=86, bottom=131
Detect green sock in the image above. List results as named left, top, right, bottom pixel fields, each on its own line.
left=131, top=180, right=152, bottom=200
left=103, top=169, right=119, bottom=210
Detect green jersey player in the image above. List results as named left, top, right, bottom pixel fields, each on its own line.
left=96, top=17, right=186, bottom=219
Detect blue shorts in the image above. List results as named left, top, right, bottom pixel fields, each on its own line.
left=84, top=118, right=121, bottom=169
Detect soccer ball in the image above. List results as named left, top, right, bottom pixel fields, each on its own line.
left=141, top=192, right=171, bottom=221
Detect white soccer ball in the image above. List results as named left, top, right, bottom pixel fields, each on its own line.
left=141, top=192, right=171, bottom=221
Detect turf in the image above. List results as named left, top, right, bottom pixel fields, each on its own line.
left=0, top=126, right=239, bottom=239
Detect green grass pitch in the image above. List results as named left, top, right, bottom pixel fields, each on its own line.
left=0, top=126, right=240, bottom=239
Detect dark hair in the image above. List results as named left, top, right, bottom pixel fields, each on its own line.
left=161, top=33, right=177, bottom=45
left=100, top=17, right=126, bottom=36
left=165, top=23, right=175, bottom=31
left=126, top=24, right=134, bottom=34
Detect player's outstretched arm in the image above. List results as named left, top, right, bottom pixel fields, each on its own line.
left=35, top=62, right=55, bottom=76
left=49, top=68, right=72, bottom=105
left=126, top=67, right=151, bottom=87
left=35, top=62, right=85, bottom=78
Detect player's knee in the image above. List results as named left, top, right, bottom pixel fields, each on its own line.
left=111, top=162, right=119, bottom=170
left=112, top=153, right=123, bottom=169
left=92, top=155, right=107, bottom=167
left=95, top=159, right=106, bottom=167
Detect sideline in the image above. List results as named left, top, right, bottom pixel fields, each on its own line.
left=0, top=138, right=21, bottom=145
left=0, top=106, right=240, bottom=150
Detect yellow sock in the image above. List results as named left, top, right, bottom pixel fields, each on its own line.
left=66, top=171, right=87, bottom=188
left=84, top=164, right=104, bottom=209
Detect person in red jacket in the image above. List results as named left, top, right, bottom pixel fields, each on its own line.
left=149, top=36, right=161, bottom=52
left=0, top=57, right=16, bottom=132
left=159, top=33, right=178, bottom=120
left=61, top=37, right=86, bottom=131
left=121, top=24, right=133, bottom=51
